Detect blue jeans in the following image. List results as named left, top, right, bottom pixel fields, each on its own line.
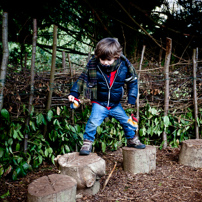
left=83, top=103, right=136, bottom=142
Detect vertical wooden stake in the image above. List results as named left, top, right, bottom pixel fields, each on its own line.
left=159, top=38, right=163, bottom=67
left=136, top=45, right=146, bottom=136
left=46, top=25, right=57, bottom=111
left=62, top=51, right=67, bottom=73
left=193, top=48, right=199, bottom=139
left=24, top=19, right=37, bottom=153
left=0, top=12, right=9, bottom=111
left=44, top=25, right=57, bottom=137
left=68, top=53, right=75, bottom=125
left=68, top=53, right=72, bottom=80
left=162, top=37, right=172, bottom=149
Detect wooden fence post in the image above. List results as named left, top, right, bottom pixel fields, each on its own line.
left=62, top=51, right=67, bottom=73
left=44, top=25, right=57, bottom=137
left=159, top=38, right=163, bottom=67
left=136, top=45, right=146, bottom=136
left=46, top=25, right=57, bottom=110
left=0, top=12, right=9, bottom=111
left=24, top=19, right=37, bottom=153
left=162, top=37, right=172, bottom=149
left=68, top=54, right=75, bottom=125
left=192, top=48, right=199, bottom=139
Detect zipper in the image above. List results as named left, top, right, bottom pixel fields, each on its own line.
left=97, top=63, right=122, bottom=107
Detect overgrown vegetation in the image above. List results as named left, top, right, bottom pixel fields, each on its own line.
left=1, top=104, right=201, bottom=180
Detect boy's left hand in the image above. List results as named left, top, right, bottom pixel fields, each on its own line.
left=68, top=95, right=75, bottom=102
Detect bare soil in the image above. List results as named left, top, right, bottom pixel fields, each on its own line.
left=1, top=147, right=202, bottom=202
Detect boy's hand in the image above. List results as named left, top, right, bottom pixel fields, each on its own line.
left=68, top=95, right=75, bottom=102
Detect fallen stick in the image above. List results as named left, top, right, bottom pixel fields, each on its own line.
left=102, top=161, right=117, bottom=191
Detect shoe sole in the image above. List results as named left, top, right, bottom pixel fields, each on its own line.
left=79, top=150, right=91, bottom=155
left=127, top=144, right=146, bottom=149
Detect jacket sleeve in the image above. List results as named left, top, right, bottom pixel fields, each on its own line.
left=125, top=67, right=138, bottom=105
left=69, top=80, right=80, bottom=98
left=69, top=65, right=89, bottom=99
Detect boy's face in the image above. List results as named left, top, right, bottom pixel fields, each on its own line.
left=99, top=58, right=115, bottom=66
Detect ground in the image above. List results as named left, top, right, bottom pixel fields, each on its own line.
left=1, top=147, right=202, bottom=202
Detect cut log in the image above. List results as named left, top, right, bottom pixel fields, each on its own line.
left=27, top=174, right=77, bottom=202
left=179, top=139, right=202, bottom=168
left=56, top=152, right=105, bottom=192
left=122, top=146, right=156, bottom=174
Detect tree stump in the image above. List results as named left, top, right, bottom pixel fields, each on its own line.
left=179, top=139, right=202, bottom=168
left=56, top=152, right=105, bottom=195
left=27, top=174, right=77, bottom=202
left=122, top=146, right=156, bottom=174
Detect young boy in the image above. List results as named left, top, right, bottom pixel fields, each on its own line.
left=68, top=38, right=145, bottom=155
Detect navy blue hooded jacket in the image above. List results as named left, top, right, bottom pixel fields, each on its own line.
left=69, top=58, right=138, bottom=108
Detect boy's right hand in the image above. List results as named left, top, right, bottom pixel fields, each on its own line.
left=68, top=95, right=75, bottom=102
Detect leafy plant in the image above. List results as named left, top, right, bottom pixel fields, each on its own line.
left=0, top=103, right=201, bottom=180
left=94, top=117, right=126, bottom=152
left=0, top=109, right=32, bottom=180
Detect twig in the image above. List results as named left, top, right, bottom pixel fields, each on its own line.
left=102, top=161, right=117, bottom=191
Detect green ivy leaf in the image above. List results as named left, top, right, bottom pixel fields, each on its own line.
left=139, top=127, right=146, bottom=136
left=0, top=190, right=10, bottom=199
left=29, top=121, right=36, bottom=131
left=97, top=126, right=102, bottom=135
left=12, top=167, right=21, bottom=180
left=102, top=142, right=106, bottom=153
left=38, top=155, right=43, bottom=164
left=149, top=107, right=159, bottom=115
left=69, top=125, right=76, bottom=133
left=45, top=149, right=49, bottom=157
left=0, top=148, right=4, bottom=158
left=0, top=167, right=4, bottom=176
left=163, top=116, right=170, bottom=127
left=22, top=162, right=32, bottom=171
left=47, top=110, right=53, bottom=122
left=65, top=145, right=70, bottom=153
left=8, top=138, right=13, bottom=145
left=1, top=108, right=9, bottom=120
left=36, top=113, right=44, bottom=126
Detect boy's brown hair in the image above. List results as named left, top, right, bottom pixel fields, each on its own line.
left=94, top=38, right=122, bottom=60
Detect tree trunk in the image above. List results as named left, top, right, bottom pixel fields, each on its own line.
left=192, top=48, right=199, bottom=139
left=0, top=12, right=9, bottom=111
left=162, top=37, right=172, bottom=149
left=24, top=19, right=37, bottom=153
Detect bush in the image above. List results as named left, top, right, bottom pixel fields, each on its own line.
left=0, top=104, right=201, bottom=180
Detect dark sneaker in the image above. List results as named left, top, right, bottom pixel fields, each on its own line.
left=127, top=136, right=146, bottom=149
left=80, top=139, right=93, bottom=155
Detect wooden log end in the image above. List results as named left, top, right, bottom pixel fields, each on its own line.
left=58, top=152, right=106, bottom=189
left=27, top=174, right=77, bottom=202
left=179, top=139, right=202, bottom=168
left=122, top=145, right=156, bottom=174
